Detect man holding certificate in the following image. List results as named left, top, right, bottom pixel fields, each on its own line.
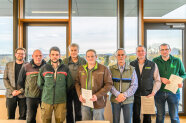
left=75, top=49, right=113, bottom=121
left=153, top=43, right=186, bottom=123
left=130, top=46, right=161, bottom=123
left=110, top=48, right=138, bottom=123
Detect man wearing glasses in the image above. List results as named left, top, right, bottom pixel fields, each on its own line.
left=110, top=48, right=138, bottom=123
left=63, top=43, right=86, bottom=123
left=3, top=48, right=27, bottom=120
left=153, top=43, right=186, bottom=123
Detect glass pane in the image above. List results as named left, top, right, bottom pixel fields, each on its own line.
left=146, top=29, right=183, bottom=112
left=27, top=26, right=66, bottom=61
left=72, top=0, right=117, bottom=66
left=124, top=0, right=138, bottom=62
left=144, top=0, right=186, bottom=19
left=25, top=0, right=68, bottom=19
left=0, top=0, right=13, bottom=91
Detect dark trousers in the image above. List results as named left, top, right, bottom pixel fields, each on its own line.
left=6, top=97, right=26, bottom=120
left=133, top=96, right=151, bottom=123
left=26, top=97, right=41, bottom=123
left=66, top=88, right=82, bottom=123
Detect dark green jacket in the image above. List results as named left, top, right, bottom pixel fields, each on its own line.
left=63, top=55, right=86, bottom=81
left=37, top=59, right=73, bottom=104
left=152, top=55, right=186, bottom=93
left=18, top=59, right=46, bottom=98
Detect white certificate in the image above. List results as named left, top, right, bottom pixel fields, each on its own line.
left=82, top=88, right=94, bottom=108
left=141, top=96, right=155, bottom=114
left=165, top=74, right=183, bottom=94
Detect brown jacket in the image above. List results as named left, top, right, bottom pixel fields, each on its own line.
left=75, top=62, right=113, bottom=109
left=3, top=61, right=26, bottom=98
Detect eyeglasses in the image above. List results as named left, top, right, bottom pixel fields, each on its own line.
left=160, top=49, right=169, bottom=51
left=16, top=53, right=25, bottom=55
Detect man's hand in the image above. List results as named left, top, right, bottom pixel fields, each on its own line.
left=115, top=93, right=126, bottom=102
left=178, top=83, right=183, bottom=88
left=161, top=78, right=170, bottom=84
left=12, top=90, right=21, bottom=96
left=12, top=90, right=17, bottom=96
left=90, top=95, right=97, bottom=102
left=147, top=92, right=155, bottom=98
left=79, top=95, right=86, bottom=103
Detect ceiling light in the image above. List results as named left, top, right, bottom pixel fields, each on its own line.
left=32, top=11, right=75, bottom=14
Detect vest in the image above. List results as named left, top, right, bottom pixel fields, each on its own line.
left=109, top=64, right=135, bottom=104
left=130, top=59, right=155, bottom=96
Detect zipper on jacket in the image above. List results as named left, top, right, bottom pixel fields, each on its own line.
left=103, top=96, right=105, bottom=103
left=53, top=68, right=57, bottom=104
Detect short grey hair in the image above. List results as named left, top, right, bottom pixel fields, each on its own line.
left=68, top=43, right=79, bottom=51
left=136, top=45, right=147, bottom=52
left=49, top=46, right=60, bottom=54
left=115, top=48, right=126, bottom=56
left=159, top=43, right=170, bottom=50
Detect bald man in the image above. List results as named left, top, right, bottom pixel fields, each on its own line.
left=18, top=49, right=46, bottom=123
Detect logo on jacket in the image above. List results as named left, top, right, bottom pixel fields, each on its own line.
left=145, top=67, right=151, bottom=69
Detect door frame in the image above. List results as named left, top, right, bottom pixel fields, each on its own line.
left=144, top=23, right=186, bottom=116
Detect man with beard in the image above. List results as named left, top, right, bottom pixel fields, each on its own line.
left=63, top=43, right=86, bottom=123
left=38, top=46, right=73, bottom=123
left=3, top=48, right=27, bottom=120
left=18, top=49, right=46, bottom=123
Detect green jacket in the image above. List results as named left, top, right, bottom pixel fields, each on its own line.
left=37, top=59, right=73, bottom=104
left=18, top=59, right=46, bottom=98
left=109, top=64, right=135, bottom=104
left=152, top=55, right=186, bottom=93
left=63, top=55, right=86, bottom=81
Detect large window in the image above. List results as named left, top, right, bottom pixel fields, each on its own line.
left=124, top=0, right=138, bottom=62
left=0, top=0, right=13, bottom=91
left=144, top=0, right=186, bottom=19
left=27, top=26, right=67, bottom=61
left=25, top=0, right=68, bottom=19
left=72, top=0, right=117, bottom=66
left=145, top=23, right=184, bottom=112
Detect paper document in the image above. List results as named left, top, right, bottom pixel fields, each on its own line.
left=141, top=96, right=155, bottom=114
left=82, top=88, right=94, bottom=108
left=165, top=74, right=183, bottom=94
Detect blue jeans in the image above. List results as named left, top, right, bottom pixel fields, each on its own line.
left=111, top=102, right=133, bottom=123
left=81, top=105, right=104, bottom=120
left=155, top=91, right=180, bottom=123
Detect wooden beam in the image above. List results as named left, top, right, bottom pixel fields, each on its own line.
left=18, top=21, right=24, bottom=48
left=13, top=0, right=18, bottom=58
left=144, top=19, right=186, bottom=23
left=67, top=0, right=72, bottom=57
left=18, top=0, right=24, bottom=48
left=139, top=0, right=144, bottom=46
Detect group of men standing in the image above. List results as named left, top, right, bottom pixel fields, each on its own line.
left=3, top=43, right=186, bottom=123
